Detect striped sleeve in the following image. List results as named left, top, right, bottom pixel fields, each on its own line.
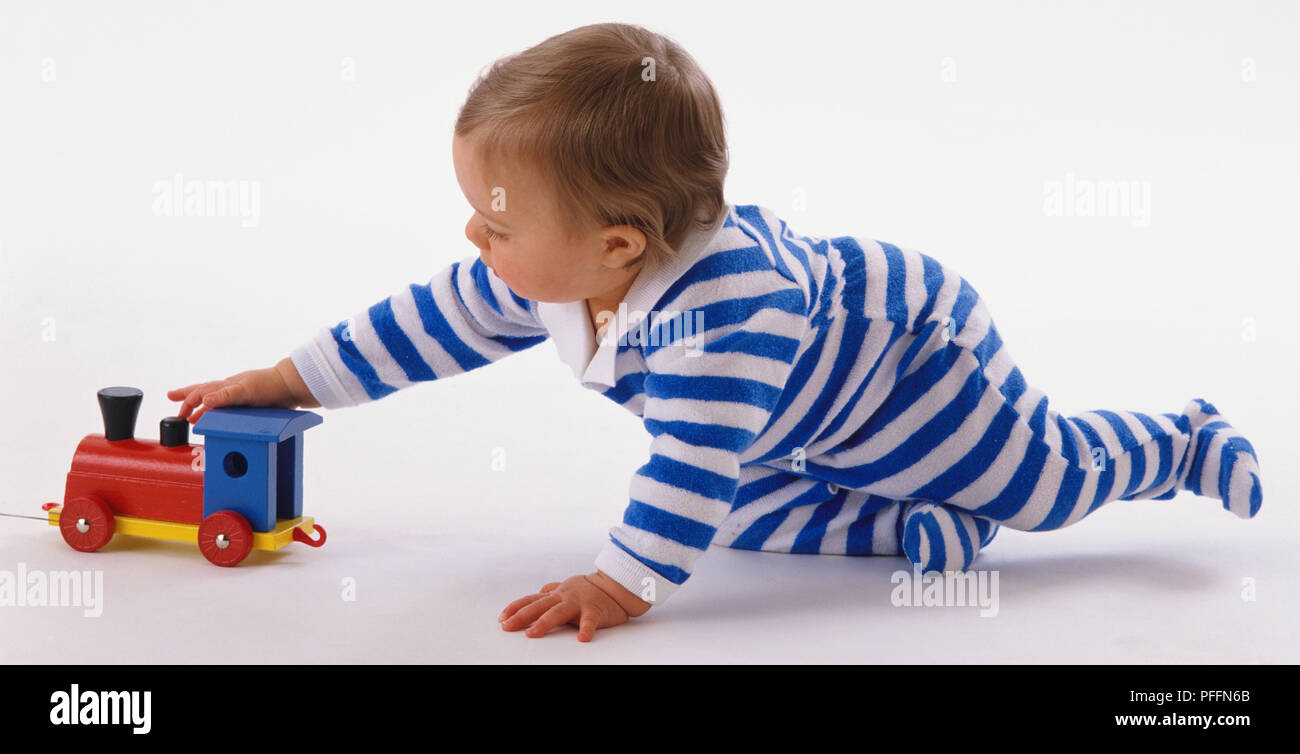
left=594, top=275, right=808, bottom=605
left=289, top=255, right=549, bottom=409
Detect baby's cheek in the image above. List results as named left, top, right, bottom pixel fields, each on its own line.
left=489, top=251, right=523, bottom=290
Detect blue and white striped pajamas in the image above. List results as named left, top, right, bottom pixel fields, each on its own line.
left=291, top=203, right=1263, bottom=605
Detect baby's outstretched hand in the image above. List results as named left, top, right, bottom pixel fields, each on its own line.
left=168, top=357, right=320, bottom=424
left=499, top=572, right=651, bottom=642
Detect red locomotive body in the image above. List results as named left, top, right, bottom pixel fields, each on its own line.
left=64, top=436, right=204, bottom=525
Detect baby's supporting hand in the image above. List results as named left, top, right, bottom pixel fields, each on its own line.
left=499, top=571, right=652, bottom=642
left=167, top=357, right=320, bottom=424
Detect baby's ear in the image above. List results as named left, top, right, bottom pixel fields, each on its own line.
left=601, top=224, right=648, bottom=268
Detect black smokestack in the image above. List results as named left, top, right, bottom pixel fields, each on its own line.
left=98, top=386, right=144, bottom=441
left=160, top=416, right=189, bottom=447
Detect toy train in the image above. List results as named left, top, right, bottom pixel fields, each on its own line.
left=42, top=386, right=327, bottom=566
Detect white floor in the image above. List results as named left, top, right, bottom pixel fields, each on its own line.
left=3, top=465, right=1294, bottom=664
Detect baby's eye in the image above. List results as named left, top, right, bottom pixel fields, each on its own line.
left=482, top=224, right=505, bottom=241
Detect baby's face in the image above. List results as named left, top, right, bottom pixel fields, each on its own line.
left=452, top=133, right=643, bottom=305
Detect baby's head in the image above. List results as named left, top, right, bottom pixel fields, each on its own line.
left=452, top=23, right=727, bottom=304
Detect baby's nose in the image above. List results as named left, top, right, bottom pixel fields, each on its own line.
left=464, top=217, right=487, bottom=249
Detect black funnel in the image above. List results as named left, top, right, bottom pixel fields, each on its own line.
left=98, top=386, right=144, bottom=441
left=160, top=416, right=189, bottom=447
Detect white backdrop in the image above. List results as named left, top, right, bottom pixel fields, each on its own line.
left=1, top=0, right=1296, bottom=663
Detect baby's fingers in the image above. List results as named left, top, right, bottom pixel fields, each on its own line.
left=576, top=611, right=600, bottom=642
left=524, top=601, right=580, bottom=639
left=202, top=383, right=248, bottom=409
left=175, top=382, right=222, bottom=421
left=167, top=385, right=201, bottom=401
left=498, top=593, right=553, bottom=628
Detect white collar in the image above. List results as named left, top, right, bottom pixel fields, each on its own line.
left=536, top=205, right=730, bottom=387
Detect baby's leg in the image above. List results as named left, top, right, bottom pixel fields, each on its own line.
left=717, top=464, right=911, bottom=556
left=1177, top=398, right=1263, bottom=519
left=717, top=465, right=1001, bottom=574
left=896, top=501, right=998, bottom=572
left=821, top=321, right=1263, bottom=532
left=996, top=397, right=1264, bottom=526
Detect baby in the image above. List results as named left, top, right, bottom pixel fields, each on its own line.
left=169, top=23, right=1264, bottom=641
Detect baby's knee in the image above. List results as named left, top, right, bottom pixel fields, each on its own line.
left=898, top=501, right=997, bottom=572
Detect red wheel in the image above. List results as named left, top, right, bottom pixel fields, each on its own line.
left=197, top=511, right=254, bottom=567
left=59, top=496, right=115, bottom=552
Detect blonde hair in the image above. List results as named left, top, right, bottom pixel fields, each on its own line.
left=455, top=23, right=728, bottom=269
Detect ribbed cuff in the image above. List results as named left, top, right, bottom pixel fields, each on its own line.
left=594, top=539, right=681, bottom=607
left=290, top=338, right=356, bottom=410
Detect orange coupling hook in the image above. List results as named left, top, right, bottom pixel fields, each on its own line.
left=293, top=524, right=327, bottom=548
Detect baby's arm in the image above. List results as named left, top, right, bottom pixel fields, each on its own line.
left=599, top=282, right=808, bottom=602
left=291, top=255, right=550, bottom=409
left=171, top=256, right=547, bottom=419
left=501, top=274, right=808, bottom=639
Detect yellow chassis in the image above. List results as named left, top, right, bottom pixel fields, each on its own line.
left=46, top=505, right=318, bottom=552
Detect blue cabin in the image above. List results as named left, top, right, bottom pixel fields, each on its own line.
left=192, top=408, right=323, bottom=532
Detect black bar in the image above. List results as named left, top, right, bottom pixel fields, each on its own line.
left=0, top=664, right=1290, bottom=739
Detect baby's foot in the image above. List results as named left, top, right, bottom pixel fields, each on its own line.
left=896, top=501, right=997, bottom=572
left=1179, top=399, right=1263, bottom=519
